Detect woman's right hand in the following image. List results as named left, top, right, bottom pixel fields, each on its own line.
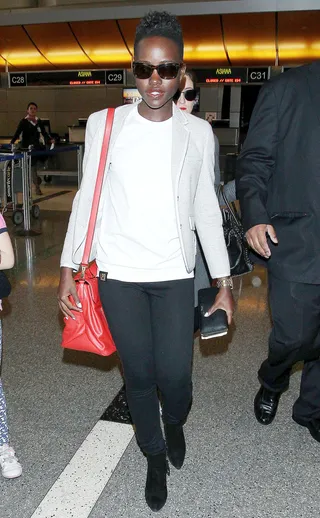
left=58, top=267, right=82, bottom=320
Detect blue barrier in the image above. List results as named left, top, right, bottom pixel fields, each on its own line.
left=29, top=145, right=79, bottom=158
left=0, top=153, right=23, bottom=162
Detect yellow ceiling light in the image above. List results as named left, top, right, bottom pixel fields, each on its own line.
left=184, top=43, right=226, bottom=61
left=196, top=45, right=225, bottom=52
left=2, top=50, right=45, bottom=66
left=45, top=49, right=90, bottom=65
left=90, top=48, right=130, bottom=63
left=280, top=43, right=306, bottom=49
left=252, top=44, right=275, bottom=50
left=227, top=44, right=249, bottom=51
left=279, top=41, right=308, bottom=59
left=46, top=50, right=84, bottom=56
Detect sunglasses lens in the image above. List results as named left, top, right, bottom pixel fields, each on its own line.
left=133, top=63, right=152, bottom=79
left=158, top=63, right=180, bottom=79
left=184, top=89, right=197, bottom=101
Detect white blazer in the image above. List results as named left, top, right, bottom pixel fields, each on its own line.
left=60, top=103, right=230, bottom=279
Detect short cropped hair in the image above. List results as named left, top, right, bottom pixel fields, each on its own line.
left=27, top=102, right=38, bottom=109
left=134, top=11, right=184, bottom=59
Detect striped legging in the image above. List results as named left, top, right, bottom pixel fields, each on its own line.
left=0, top=320, right=9, bottom=446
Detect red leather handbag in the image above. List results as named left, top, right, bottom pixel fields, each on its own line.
left=61, top=109, right=116, bottom=356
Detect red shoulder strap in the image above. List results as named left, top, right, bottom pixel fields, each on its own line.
left=81, top=108, right=115, bottom=268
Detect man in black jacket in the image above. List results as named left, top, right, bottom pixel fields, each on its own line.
left=237, top=62, right=320, bottom=443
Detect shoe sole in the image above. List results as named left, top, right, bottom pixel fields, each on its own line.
left=3, top=471, right=22, bottom=479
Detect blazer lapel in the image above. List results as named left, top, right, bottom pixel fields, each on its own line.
left=172, top=104, right=189, bottom=194
left=307, top=62, right=320, bottom=127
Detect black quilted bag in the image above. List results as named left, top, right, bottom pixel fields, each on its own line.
left=219, top=185, right=253, bottom=277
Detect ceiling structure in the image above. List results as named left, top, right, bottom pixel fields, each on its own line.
left=1, top=6, right=320, bottom=70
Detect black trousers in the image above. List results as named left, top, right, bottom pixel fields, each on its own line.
left=99, top=277, right=194, bottom=455
left=259, top=274, right=320, bottom=421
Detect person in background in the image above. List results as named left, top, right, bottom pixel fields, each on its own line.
left=58, top=12, right=233, bottom=511
left=176, top=70, right=236, bottom=331
left=11, top=102, right=54, bottom=196
left=0, top=214, right=22, bottom=479
left=237, top=62, right=320, bottom=443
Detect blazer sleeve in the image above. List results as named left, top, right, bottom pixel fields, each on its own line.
left=11, top=119, right=25, bottom=144
left=236, top=83, right=279, bottom=232
left=60, top=114, right=95, bottom=270
left=194, top=124, right=230, bottom=279
left=38, top=119, right=52, bottom=143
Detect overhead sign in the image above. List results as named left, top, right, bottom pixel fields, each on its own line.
left=248, top=68, right=269, bottom=83
left=105, top=69, right=124, bottom=85
left=9, top=70, right=125, bottom=87
left=27, top=70, right=106, bottom=86
left=9, top=73, right=27, bottom=87
left=196, top=67, right=248, bottom=84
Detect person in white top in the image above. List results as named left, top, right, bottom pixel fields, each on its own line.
left=58, top=11, right=233, bottom=512
left=175, top=70, right=237, bottom=331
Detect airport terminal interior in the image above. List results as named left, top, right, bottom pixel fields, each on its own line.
left=1, top=0, right=320, bottom=517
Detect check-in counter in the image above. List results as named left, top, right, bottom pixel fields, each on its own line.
left=68, top=126, right=85, bottom=144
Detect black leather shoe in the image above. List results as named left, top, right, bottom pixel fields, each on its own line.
left=145, top=452, right=169, bottom=512
left=254, top=386, right=281, bottom=425
left=164, top=423, right=186, bottom=469
left=292, top=415, right=320, bottom=443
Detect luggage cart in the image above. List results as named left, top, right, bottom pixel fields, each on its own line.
left=0, top=148, right=40, bottom=225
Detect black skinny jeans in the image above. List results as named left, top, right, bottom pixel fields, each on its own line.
left=99, top=277, right=194, bottom=455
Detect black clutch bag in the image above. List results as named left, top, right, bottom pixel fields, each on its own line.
left=218, top=185, right=253, bottom=277
left=198, top=287, right=228, bottom=339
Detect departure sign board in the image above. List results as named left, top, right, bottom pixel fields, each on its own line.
left=9, top=69, right=125, bottom=87
left=195, top=67, right=248, bottom=84
left=27, top=71, right=106, bottom=86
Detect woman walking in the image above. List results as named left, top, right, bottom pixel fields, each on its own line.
left=58, top=11, right=233, bottom=511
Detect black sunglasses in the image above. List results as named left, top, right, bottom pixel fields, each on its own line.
left=173, top=88, right=197, bottom=102
left=133, top=61, right=183, bottom=80
left=181, top=89, right=197, bottom=102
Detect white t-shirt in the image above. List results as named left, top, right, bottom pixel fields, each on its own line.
left=96, top=106, right=193, bottom=282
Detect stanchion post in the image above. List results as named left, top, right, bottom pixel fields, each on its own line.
left=77, top=144, right=84, bottom=187
left=15, top=151, right=41, bottom=237
left=23, top=151, right=31, bottom=231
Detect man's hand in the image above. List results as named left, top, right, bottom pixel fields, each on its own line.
left=58, top=267, right=82, bottom=320
left=246, top=224, right=278, bottom=259
left=205, top=287, right=234, bottom=325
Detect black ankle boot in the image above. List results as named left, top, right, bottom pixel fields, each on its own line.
left=164, top=423, right=186, bottom=469
left=145, top=452, right=170, bottom=512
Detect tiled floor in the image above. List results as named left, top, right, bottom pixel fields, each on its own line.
left=0, top=181, right=319, bottom=518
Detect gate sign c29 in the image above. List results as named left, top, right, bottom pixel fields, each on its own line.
left=105, top=70, right=124, bottom=85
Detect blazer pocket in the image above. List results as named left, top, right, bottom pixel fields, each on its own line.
left=271, top=212, right=309, bottom=219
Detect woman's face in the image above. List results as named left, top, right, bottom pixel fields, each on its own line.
left=176, top=75, right=195, bottom=114
left=134, top=36, right=185, bottom=121
left=27, top=104, right=38, bottom=117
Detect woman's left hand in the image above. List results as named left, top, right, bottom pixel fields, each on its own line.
left=205, top=287, right=234, bottom=325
